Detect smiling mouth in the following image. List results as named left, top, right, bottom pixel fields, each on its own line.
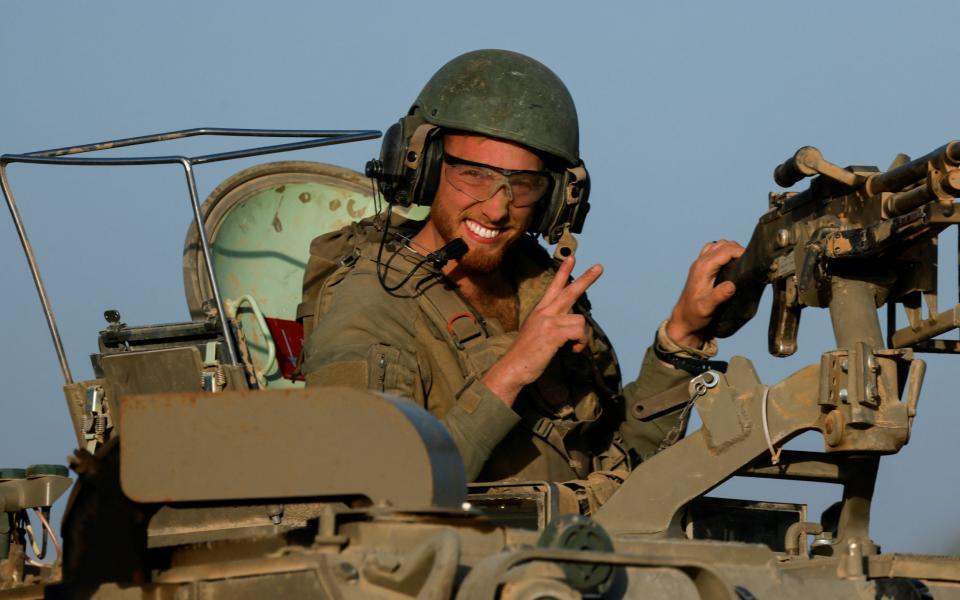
left=464, top=219, right=503, bottom=241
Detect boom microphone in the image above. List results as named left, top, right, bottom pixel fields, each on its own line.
left=429, top=238, right=468, bottom=269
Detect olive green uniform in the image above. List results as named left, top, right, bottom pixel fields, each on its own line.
left=302, top=225, right=690, bottom=509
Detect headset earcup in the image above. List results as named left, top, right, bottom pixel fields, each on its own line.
left=534, top=164, right=590, bottom=242
left=569, top=167, right=590, bottom=233
left=531, top=174, right=565, bottom=240
left=375, top=121, right=406, bottom=204
left=413, top=135, right=444, bottom=207
left=379, top=121, right=405, bottom=171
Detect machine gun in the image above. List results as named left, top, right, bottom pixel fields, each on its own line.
left=595, top=141, right=960, bottom=565
left=710, top=141, right=960, bottom=357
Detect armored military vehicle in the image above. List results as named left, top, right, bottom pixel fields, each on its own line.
left=1, top=128, right=959, bottom=598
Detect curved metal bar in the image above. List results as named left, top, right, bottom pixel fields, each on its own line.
left=4, top=131, right=380, bottom=167
left=0, top=163, right=73, bottom=384
left=1, top=127, right=382, bottom=382
left=191, top=132, right=380, bottom=165
left=180, top=159, right=238, bottom=365
left=22, top=128, right=380, bottom=158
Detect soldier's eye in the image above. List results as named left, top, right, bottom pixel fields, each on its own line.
left=511, top=177, right=536, bottom=192
left=458, top=167, right=494, bottom=183
left=511, top=175, right=548, bottom=195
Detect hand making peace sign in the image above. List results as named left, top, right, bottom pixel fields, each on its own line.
left=482, top=256, right=603, bottom=407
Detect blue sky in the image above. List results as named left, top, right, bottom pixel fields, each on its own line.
left=1, top=1, right=958, bottom=553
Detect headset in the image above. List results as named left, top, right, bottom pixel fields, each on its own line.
left=365, top=114, right=591, bottom=247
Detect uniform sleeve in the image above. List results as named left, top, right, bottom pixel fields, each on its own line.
left=619, top=346, right=692, bottom=461
left=302, top=270, right=420, bottom=398
left=302, top=269, right=520, bottom=481
left=442, top=378, right=521, bottom=480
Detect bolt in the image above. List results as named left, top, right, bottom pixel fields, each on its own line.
left=335, top=562, right=359, bottom=583
left=266, top=504, right=284, bottom=525
left=841, top=359, right=848, bottom=373
left=824, top=409, right=844, bottom=447
left=373, top=549, right=400, bottom=573
left=776, top=228, right=792, bottom=248
left=946, top=169, right=960, bottom=194
left=838, top=388, right=849, bottom=403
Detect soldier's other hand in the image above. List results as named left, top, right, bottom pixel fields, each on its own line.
left=666, top=240, right=745, bottom=348
left=482, top=256, right=602, bottom=407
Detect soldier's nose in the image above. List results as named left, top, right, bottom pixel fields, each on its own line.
left=482, top=185, right=512, bottom=222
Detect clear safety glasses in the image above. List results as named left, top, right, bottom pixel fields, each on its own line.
left=442, top=153, right=551, bottom=208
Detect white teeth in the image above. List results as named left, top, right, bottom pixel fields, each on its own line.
left=466, top=220, right=499, bottom=239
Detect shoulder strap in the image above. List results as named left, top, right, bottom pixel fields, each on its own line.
left=298, top=213, right=424, bottom=340
left=415, top=277, right=488, bottom=350
left=297, top=219, right=366, bottom=340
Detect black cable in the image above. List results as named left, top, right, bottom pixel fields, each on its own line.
left=374, top=203, right=428, bottom=295
left=369, top=161, right=467, bottom=295
left=378, top=230, right=468, bottom=294
left=381, top=252, right=435, bottom=293
left=375, top=203, right=396, bottom=293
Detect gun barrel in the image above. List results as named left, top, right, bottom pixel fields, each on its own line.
left=867, top=141, right=960, bottom=195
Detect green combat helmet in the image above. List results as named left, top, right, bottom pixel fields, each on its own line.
left=369, top=49, right=590, bottom=249
left=414, top=48, right=581, bottom=167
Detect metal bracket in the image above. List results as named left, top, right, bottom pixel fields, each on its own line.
left=818, top=344, right=918, bottom=451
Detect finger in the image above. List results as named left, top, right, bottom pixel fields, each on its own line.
left=555, top=314, right=587, bottom=329
left=540, top=256, right=576, bottom=306
left=708, top=280, right=737, bottom=305
left=556, top=321, right=589, bottom=352
left=552, top=264, right=603, bottom=312
left=713, top=240, right=744, bottom=255
left=696, top=242, right=745, bottom=278
left=699, top=239, right=737, bottom=257
left=570, top=323, right=590, bottom=353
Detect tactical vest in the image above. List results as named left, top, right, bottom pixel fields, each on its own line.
left=298, top=216, right=632, bottom=481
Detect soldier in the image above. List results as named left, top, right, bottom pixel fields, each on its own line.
left=300, top=49, right=742, bottom=512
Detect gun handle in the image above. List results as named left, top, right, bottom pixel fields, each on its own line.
left=708, top=227, right=771, bottom=338
left=774, top=147, right=821, bottom=188
left=768, top=278, right=801, bottom=357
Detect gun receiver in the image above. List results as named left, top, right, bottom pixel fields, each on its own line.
left=711, top=141, right=960, bottom=357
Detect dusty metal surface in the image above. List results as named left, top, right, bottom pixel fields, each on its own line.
left=594, top=357, right=823, bottom=537
left=119, top=386, right=467, bottom=509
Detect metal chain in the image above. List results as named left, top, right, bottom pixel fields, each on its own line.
left=657, top=370, right=721, bottom=451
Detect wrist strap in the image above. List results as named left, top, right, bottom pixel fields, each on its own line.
left=653, top=332, right=727, bottom=375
